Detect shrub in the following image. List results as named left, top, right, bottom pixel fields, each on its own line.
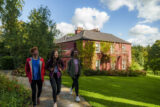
left=83, top=69, right=107, bottom=76
left=0, top=74, right=31, bottom=106
left=12, top=64, right=26, bottom=77
left=129, top=61, right=143, bottom=71
left=0, top=56, right=14, bottom=70
left=83, top=69, right=146, bottom=76
left=128, top=70, right=146, bottom=76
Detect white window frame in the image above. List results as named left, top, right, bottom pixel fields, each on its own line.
left=96, top=60, right=100, bottom=70
left=95, top=42, right=100, bottom=53
left=111, top=62, right=115, bottom=70
left=122, top=59, right=126, bottom=70
left=110, top=45, right=114, bottom=54
left=122, top=45, right=126, bottom=52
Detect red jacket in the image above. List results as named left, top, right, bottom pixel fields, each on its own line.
left=25, top=57, right=45, bottom=83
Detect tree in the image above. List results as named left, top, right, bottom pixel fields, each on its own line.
left=0, top=0, right=24, bottom=68
left=26, top=6, right=59, bottom=60
left=132, top=45, right=145, bottom=67
left=148, top=40, right=160, bottom=74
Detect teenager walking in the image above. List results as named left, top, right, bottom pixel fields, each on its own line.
left=67, top=50, right=81, bottom=102
left=46, top=50, right=64, bottom=107
left=25, top=47, right=45, bottom=107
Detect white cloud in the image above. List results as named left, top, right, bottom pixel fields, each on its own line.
left=56, top=7, right=110, bottom=37
left=56, top=22, right=75, bottom=38
left=137, top=0, right=160, bottom=23
left=100, top=0, right=160, bottom=23
left=129, top=24, right=159, bottom=36
left=100, top=0, right=135, bottom=11
left=72, top=7, right=110, bottom=30
left=128, top=24, right=160, bottom=46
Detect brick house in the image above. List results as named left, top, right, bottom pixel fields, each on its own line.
left=55, top=27, right=131, bottom=71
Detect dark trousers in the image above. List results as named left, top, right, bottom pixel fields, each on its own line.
left=72, top=75, right=79, bottom=96
left=31, top=80, right=42, bottom=105
left=50, top=73, right=61, bottom=103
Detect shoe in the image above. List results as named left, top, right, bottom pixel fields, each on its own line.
left=33, top=105, right=36, bottom=107
left=53, top=102, right=57, bottom=107
left=70, top=88, right=72, bottom=95
left=75, top=96, right=80, bottom=102
left=37, top=98, right=40, bottom=105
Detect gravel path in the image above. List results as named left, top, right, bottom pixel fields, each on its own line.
left=0, top=70, right=90, bottom=107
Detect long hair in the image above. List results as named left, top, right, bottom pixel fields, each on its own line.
left=46, top=50, right=64, bottom=70
left=49, top=50, right=60, bottom=65
left=71, top=49, right=78, bottom=58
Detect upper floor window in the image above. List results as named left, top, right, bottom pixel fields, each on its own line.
left=110, top=45, right=114, bottom=54
left=122, top=45, right=126, bottom=52
left=95, top=42, right=100, bottom=53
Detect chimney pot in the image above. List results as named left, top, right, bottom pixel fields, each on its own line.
left=75, top=27, right=83, bottom=34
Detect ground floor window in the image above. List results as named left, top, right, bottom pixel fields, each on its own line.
left=96, top=60, right=100, bottom=70
left=111, top=62, right=115, bottom=70
left=122, top=59, right=126, bottom=70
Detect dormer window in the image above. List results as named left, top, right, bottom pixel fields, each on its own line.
left=95, top=42, right=100, bottom=53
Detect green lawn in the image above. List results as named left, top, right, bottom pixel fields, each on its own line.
left=62, top=75, right=160, bottom=107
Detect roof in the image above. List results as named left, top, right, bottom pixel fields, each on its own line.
left=55, top=30, right=131, bottom=44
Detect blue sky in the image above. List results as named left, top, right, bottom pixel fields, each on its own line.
left=20, top=0, right=160, bottom=46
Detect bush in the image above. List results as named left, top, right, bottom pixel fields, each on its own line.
left=0, top=56, right=14, bottom=70
left=83, top=69, right=107, bottom=76
left=12, top=64, right=26, bottom=77
left=128, top=70, right=146, bottom=76
left=129, top=61, right=143, bottom=71
left=0, top=74, right=31, bottom=106
left=83, top=69, right=146, bottom=76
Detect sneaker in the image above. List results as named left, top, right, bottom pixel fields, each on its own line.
left=53, top=102, right=57, bottom=107
left=75, top=96, right=80, bottom=102
left=70, top=88, right=72, bottom=95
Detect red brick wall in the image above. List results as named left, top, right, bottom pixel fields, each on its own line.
left=57, top=41, right=75, bottom=69
left=57, top=40, right=131, bottom=71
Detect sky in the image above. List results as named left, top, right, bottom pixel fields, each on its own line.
left=19, top=0, right=160, bottom=46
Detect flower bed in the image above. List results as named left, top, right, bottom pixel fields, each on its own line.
left=0, top=74, right=31, bottom=107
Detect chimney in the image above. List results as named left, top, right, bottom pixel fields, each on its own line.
left=91, top=28, right=100, bottom=32
left=75, top=27, right=83, bottom=34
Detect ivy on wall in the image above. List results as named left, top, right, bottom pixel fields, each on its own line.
left=76, top=40, right=95, bottom=69
left=100, top=42, right=112, bottom=63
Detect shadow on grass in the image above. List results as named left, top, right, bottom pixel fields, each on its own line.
left=62, top=76, right=160, bottom=107
left=82, top=96, right=143, bottom=107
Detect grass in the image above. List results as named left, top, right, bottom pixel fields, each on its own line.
left=0, top=74, right=31, bottom=107
left=61, top=75, right=160, bottom=107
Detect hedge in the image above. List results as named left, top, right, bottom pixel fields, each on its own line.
left=0, top=56, right=14, bottom=70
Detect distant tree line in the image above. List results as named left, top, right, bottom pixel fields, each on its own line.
left=132, top=40, right=160, bottom=75
left=0, top=0, right=59, bottom=69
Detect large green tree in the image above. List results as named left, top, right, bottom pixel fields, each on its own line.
left=0, top=0, right=24, bottom=68
left=0, top=1, right=58, bottom=69
left=26, top=6, right=59, bottom=60
left=132, top=45, right=145, bottom=67
left=148, top=40, right=160, bottom=74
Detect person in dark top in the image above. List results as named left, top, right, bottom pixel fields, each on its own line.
left=67, top=50, right=81, bottom=102
left=25, top=47, right=45, bottom=107
left=46, top=50, right=64, bottom=107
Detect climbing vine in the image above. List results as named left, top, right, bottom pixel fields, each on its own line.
left=76, top=40, right=95, bottom=69
left=100, top=42, right=112, bottom=63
